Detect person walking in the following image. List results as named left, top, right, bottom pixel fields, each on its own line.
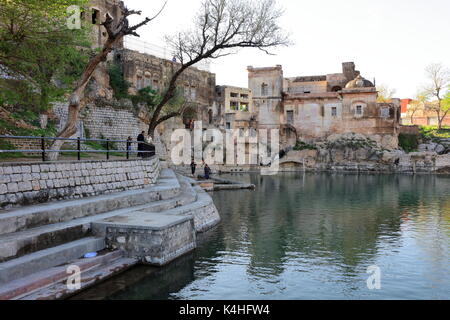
left=137, top=131, right=145, bottom=158
left=190, top=160, right=197, bottom=176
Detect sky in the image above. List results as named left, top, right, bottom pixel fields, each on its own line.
left=124, top=0, right=450, bottom=99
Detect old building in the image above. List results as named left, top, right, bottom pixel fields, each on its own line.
left=215, top=86, right=257, bottom=132
left=248, top=62, right=400, bottom=149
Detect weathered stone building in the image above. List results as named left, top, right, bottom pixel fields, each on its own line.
left=248, top=62, right=400, bottom=149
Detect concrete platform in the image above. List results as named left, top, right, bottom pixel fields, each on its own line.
left=95, top=212, right=196, bottom=266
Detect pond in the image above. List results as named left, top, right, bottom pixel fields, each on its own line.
left=73, top=173, right=450, bottom=300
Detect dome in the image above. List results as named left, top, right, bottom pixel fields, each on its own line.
left=345, top=75, right=374, bottom=89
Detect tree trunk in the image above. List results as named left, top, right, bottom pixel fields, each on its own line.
left=47, top=38, right=119, bottom=160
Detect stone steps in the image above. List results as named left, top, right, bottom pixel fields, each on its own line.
left=0, top=237, right=105, bottom=286
left=0, top=250, right=132, bottom=300
left=19, top=256, right=137, bottom=300
left=0, top=169, right=221, bottom=299
left=0, top=169, right=184, bottom=262
left=0, top=169, right=181, bottom=236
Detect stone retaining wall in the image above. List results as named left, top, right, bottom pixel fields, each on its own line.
left=0, top=158, right=160, bottom=209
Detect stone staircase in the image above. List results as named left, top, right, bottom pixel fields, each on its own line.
left=0, top=169, right=220, bottom=300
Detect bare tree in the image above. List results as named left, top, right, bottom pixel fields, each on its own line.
left=377, top=84, right=396, bottom=103
left=408, top=92, right=427, bottom=125
left=147, top=0, right=290, bottom=137
left=423, top=63, right=450, bottom=129
left=48, top=2, right=165, bottom=160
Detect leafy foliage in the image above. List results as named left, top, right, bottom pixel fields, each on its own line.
left=0, top=0, right=91, bottom=111
left=398, top=133, right=419, bottom=153
left=293, top=141, right=317, bottom=151
left=108, top=63, right=131, bottom=100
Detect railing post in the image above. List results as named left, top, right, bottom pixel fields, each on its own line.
left=126, top=141, right=130, bottom=160
left=41, top=136, right=46, bottom=162
left=77, top=137, right=81, bottom=161
left=106, top=139, right=110, bottom=160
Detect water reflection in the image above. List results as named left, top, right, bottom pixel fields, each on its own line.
left=73, top=173, right=450, bottom=300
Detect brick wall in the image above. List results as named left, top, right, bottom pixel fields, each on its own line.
left=0, top=158, right=160, bottom=209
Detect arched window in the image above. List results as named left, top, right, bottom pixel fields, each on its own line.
left=331, top=86, right=342, bottom=92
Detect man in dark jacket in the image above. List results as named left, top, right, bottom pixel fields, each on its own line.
left=204, top=164, right=211, bottom=180
left=190, top=161, right=197, bottom=176
left=137, top=131, right=145, bottom=158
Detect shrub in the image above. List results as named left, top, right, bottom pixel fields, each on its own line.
left=398, top=133, right=419, bottom=153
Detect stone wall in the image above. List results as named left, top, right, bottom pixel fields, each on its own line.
left=0, top=158, right=160, bottom=209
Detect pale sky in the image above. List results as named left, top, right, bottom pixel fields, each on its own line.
left=125, top=0, right=450, bottom=99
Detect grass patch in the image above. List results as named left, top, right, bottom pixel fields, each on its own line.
left=419, top=126, right=450, bottom=141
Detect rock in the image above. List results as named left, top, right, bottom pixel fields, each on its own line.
left=381, top=150, right=404, bottom=164
left=435, top=144, right=446, bottom=154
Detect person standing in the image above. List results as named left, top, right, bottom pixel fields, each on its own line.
left=126, top=136, right=133, bottom=152
left=204, top=163, right=211, bottom=180
left=137, top=131, right=145, bottom=158
left=190, top=160, right=197, bottom=176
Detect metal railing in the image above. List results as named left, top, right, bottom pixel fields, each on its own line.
left=0, top=135, right=156, bottom=162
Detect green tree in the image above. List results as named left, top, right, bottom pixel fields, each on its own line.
left=0, top=0, right=91, bottom=111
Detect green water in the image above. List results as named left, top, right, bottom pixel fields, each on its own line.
left=75, top=173, right=450, bottom=300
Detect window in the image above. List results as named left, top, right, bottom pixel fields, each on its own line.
left=208, top=110, right=213, bottom=124
left=261, top=83, right=269, bottom=96
left=356, top=105, right=363, bottom=116
left=241, top=94, right=249, bottom=99
left=380, top=107, right=390, bottom=118
left=230, top=92, right=239, bottom=98
left=144, top=76, right=151, bottom=88
left=427, top=117, right=438, bottom=126
left=331, top=107, right=337, bottom=117
left=152, top=79, right=159, bottom=91
left=136, top=76, right=143, bottom=90
left=92, top=9, right=100, bottom=24
left=230, top=101, right=239, bottom=111
left=226, top=122, right=231, bottom=129
left=191, top=87, right=197, bottom=100
left=239, top=128, right=245, bottom=137
left=287, top=111, right=294, bottom=124
left=240, top=103, right=249, bottom=112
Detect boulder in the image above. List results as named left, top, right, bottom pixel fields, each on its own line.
left=435, top=144, right=446, bottom=154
